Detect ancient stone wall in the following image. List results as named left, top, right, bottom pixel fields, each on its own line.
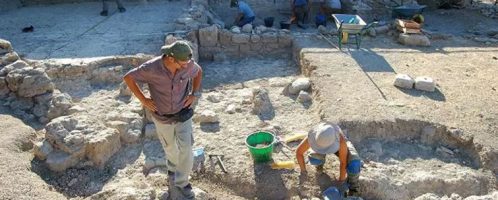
left=194, top=25, right=293, bottom=61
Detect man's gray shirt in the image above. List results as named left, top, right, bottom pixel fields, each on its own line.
left=125, top=56, right=200, bottom=124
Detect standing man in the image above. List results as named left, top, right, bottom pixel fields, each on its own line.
left=123, top=41, right=203, bottom=199
left=231, top=0, right=256, bottom=27
left=100, top=0, right=126, bottom=16
left=291, top=0, right=310, bottom=29
left=296, top=123, right=362, bottom=197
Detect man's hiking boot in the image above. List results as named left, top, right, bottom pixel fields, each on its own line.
left=176, top=183, right=195, bottom=199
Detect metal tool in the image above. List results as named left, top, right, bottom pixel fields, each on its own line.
left=209, top=154, right=228, bottom=173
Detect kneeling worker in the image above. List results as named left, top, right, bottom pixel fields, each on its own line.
left=296, top=123, right=362, bottom=196
left=231, top=0, right=255, bottom=27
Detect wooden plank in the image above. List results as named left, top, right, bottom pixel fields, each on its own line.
left=395, top=19, right=422, bottom=29
left=396, top=25, right=421, bottom=34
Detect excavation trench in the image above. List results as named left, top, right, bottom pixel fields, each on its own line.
left=22, top=51, right=496, bottom=199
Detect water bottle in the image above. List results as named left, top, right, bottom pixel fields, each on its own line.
left=192, top=147, right=205, bottom=172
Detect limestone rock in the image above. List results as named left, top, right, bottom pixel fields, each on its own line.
left=193, top=187, right=208, bottom=200
left=414, top=76, right=435, bottom=92
left=47, top=92, right=73, bottom=119
left=0, top=77, right=9, bottom=97
left=33, top=140, right=53, bottom=160
left=122, top=129, right=142, bottom=144
left=225, top=104, right=236, bottom=114
left=199, top=25, right=219, bottom=47
left=251, top=88, right=273, bottom=117
left=414, top=193, right=440, bottom=200
left=232, top=34, right=250, bottom=43
left=45, top=116, right=86, bottom=155
left=195, top=110, right=219, bottom=123
left=0, top=60, right=29, bottom=76
left=398, top=33, right=431, bottom=46
left=251, top=34, right=261, bottom=43
left=262, top=32, right=278, bottom=43
left=46, top=150, right=80, bottom=172
left=106, top=121, right=128, bottom=135
left=206, top=94, right=221, bottom=103
left=0, top=39, right=13, bottom=54
left=67, top=105, right=86, bottom=115
left=119, top=81, right=132, bottom=97
left=144, top=123, right=157, bottom=139
left=289, top=78, right=311, bottom=95
left=297, top=91, right=312, bottom=103
left=0, top=52, right=19, bottom=66
left=394, top=74, right=414, bottom=89
left=242, top=24, right=253, bottom=33
left=86, top=128, right=121, bottom=167
left=219, top=29, right=233, bottom=45
left=230, top=26, right=241, bottom=34
left=278, top=33, right=293, bottom=47
left=6, top=67, right=54, bottom=97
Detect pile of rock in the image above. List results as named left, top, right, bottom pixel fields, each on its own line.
left=395, top=20, right=431, bottom=47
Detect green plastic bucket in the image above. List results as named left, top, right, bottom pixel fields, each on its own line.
left=245, top=131, right=276, bottom=163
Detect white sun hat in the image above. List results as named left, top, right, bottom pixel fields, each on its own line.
left=308, top=123, right=341, bottom=154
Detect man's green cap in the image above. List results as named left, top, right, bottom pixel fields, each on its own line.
left=161, top=41, right=193, bottom=61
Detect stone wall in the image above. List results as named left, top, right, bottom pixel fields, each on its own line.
left=194, top=25, right=293, bottom=61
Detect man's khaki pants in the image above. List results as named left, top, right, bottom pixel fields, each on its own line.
left=152, top=117, right=194, bottom=188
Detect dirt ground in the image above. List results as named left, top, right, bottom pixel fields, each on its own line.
left=0, top=3, right=497, bottom=200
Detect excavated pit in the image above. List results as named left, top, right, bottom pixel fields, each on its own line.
left=17, top=53, right=495, bottom=200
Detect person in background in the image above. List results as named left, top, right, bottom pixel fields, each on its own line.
left=100, top=0, right=126, bottom=16
left=231, top=0, right=256, bottom=27
left=292, top=0, right=309, bottom=29
left=296, top=123, right=362, bottom=197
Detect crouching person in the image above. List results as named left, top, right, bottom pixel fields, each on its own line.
left=296, top=123, right=361, bottom=196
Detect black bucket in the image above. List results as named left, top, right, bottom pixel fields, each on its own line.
left=264, top=17, right=274, bottom=27
left=280, top=21, right=291, bottom=30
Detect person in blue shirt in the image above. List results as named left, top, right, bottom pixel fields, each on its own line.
left=292, top=0, right=310, bottom=28
left=231, top=0, right=256, bottom=27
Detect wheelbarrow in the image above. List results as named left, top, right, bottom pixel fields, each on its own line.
left=332, top=14, right=378, bottom=49
left=389, top=0, right=427, bottom=19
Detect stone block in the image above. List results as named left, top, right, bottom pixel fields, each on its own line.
left=33, top=139, right=53, bottom=160
left=0, top=77, right=10, bottom=97
left=0, top=39, right=12, bottom=54
left=198, top=25, right=219, bottom=47
left=250, top=43, right=263, bottom=51
left=278, top=33, right=293, bottom=48
left=219, top=29, right=233, bottom=46
left=414, top=76, right=435, bottom=92
left=262, top=33, right=278, bottom=43
left=242, top=24, right=253, bottom=33
left=251, top=34, right=261, bottom=43
left=240, top=44, right=251, bottom=55
left=194, top=110, right=219, bottom=123
left=297, top=91, right=312, bottom=103
left=398, top=33, right=431, bottom=47
left=393, top=74, right=414, bottom=89
left=86, top=128, right=121, bottom=168
left=6, top=67, right=54, bottom=97
left=46, top=150, right=80, bottom=172
left=232, top=34, right=250, bottom=44
left=289, top=78, right=311, bottom=94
